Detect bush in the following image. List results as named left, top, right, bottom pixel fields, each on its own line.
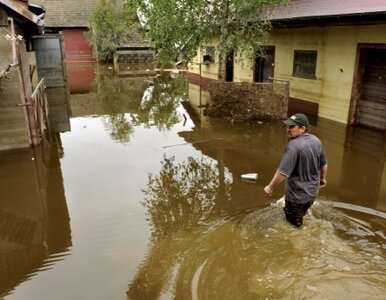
left=89, top=0, right=136, bottom=62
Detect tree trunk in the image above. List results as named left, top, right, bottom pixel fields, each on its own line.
left=218, top=52, right=226, bottom=80
left=218, top=0, right=230, bottom=81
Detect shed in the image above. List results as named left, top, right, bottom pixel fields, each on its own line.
left=34, top=0, right=99, bottom=93
left=113, top=28, right=156, bottom=76
left=0, top=0, right=45, bottom=150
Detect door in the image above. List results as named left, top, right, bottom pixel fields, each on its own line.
left=354, top=47, right=386, bottom=131
left=254, top=47, right=275, bottom=82
left=225, top=51, right=234, bottom=82
left=33, top=35, right=71, bottom=133
left=33, top=35, right=67, bottom=88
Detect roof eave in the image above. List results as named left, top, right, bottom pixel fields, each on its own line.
left=0, top=0, right=45, bottom=29
left=271, top=12, right=386, bottom=28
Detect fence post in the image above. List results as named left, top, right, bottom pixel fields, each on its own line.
left=25, top=96, right=39, bottom=146
left=28, top=79, right=48, bottom=147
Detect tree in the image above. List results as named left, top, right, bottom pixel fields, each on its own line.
left=126, top=0, right=288, bottom=74
left=89, top=0, right=136, bottom=61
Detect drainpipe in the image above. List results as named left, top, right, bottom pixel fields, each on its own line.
left=8, top=17, right=18, bottom=66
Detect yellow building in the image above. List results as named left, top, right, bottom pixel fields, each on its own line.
left=188, top=0, right=386, bottom=131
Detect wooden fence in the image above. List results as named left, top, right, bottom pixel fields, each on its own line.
left=27, top=79, right=49, bottom=147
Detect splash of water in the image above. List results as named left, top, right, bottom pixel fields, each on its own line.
left=237, top=199, right=386, bottom=299
left=130, top=198, right=386, bottom=299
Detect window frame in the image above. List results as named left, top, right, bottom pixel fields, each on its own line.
left=292, top=50, right=317, bottom=79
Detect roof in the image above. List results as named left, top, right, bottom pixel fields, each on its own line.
left=272, top=0, right=386, bottom=24
left=33, top=0, right=99, bottom=28
left=118, top=26, right=151, bottom=49
left=0, top=0, right=44, bottom=26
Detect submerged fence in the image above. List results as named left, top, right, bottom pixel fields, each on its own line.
left=206, top=79, right=289, bottom=120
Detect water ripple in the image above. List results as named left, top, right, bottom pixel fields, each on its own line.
left=168, top=199, right=386, bottom=299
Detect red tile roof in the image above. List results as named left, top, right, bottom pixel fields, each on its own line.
left=272, top=0, right=386, bottom=20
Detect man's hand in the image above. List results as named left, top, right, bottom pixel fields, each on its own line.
left=264, top=185, right=273, bottom=196
left=320, top=178, right=327, bottom=188
left=264, top=172, right=286, bottom=197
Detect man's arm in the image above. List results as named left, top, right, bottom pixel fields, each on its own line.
left=320, top=164, right=328, bottom=187
left=264, top=172, right=287, bottom=197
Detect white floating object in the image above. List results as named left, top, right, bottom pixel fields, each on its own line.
left=241, top=173, right=258, bottom=181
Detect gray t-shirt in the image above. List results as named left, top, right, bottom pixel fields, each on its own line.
left=278, top=134, right=327, bottom=204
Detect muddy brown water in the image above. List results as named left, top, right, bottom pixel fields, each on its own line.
left=1, top=69, right=385, bottom=299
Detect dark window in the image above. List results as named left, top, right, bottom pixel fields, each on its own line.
left=203, top=46, right=215, bottom=63
left=293, top=50, right=317, bottom=78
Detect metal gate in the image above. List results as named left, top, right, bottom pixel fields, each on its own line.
left=356, top=47, right=386, bottom=131
left=33, top=35, right=67, bottom=88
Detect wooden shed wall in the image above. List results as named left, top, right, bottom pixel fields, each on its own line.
left=0, top=21, right=32, bottom=150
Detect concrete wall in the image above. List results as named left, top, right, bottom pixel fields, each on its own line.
left=188, top=24, right=386, bottom=125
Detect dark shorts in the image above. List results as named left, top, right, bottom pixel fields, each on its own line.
left=284, top=200, right=314, bottom=227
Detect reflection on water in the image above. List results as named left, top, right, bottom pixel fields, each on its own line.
left=0, top=141, right=71, bottom=297
left=67, top=62, right=94, bottom=94
left=1, top=65, right=385, bottom=299
left=132, top=73, right=188, bottom=131
left=338, top=127, right=386, bottom=207
left=128, top=155, right=386, bottom=299
left=70, top=68, right=189, bottom=143
left=142, top=155, right=232, bottom=236
left=242, top=200, right=386, bottom=299
left=45, top=88, right=71, bottom=133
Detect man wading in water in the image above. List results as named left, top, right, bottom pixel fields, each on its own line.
left=264, top=113, right=328, bottom=227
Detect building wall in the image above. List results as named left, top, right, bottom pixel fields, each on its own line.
left=0, top=24, right=10, bottom=72
left=186, top=83, right=211, bottom=127
left=233, top=53, right=254, bottom=83
left=62, top=28, right=94, bottom=94
left=63, top=28, right=93, bottom=62
left=188, top=37, right=220, bottom=81
left=188, top=24, right=386, bottom=125
left=268, top=24, right=386, bottom=124
left=0, top=22, right=30, bottom=150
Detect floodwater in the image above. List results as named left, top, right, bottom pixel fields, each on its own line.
left=1, top=66, right=385, bottom=299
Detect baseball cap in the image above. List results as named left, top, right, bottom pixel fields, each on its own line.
left=283, top=113, right=309, bottom=127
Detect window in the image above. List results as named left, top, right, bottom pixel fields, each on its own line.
left=203, top=46, right=215, bottom=63
left=293, top=50, right=317, bottom=78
